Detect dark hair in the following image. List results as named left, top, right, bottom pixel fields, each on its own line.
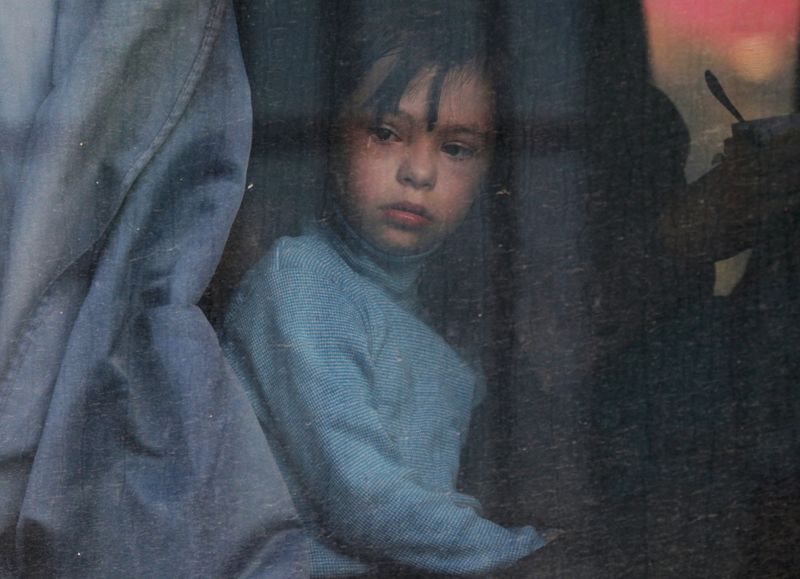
left=334, top=2, right=493, bottom=123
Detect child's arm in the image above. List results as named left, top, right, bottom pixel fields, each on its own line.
left=225, top=263, right=550, bottom=576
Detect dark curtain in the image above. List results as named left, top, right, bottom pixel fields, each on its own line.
left=462, top=2, right=697, bottom=576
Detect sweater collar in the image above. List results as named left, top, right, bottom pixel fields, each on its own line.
left=317, top=211, right=436, bottom=301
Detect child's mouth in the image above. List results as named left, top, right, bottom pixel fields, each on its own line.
left=381, top=202, right=433, bottom=229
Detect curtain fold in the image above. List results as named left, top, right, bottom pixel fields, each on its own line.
left=0, top=1, right=307, bottom=576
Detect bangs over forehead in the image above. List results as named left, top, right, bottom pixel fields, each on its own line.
left=336, top=2, right=492, bottom=129
left=359, top=58, right=489, bottom=130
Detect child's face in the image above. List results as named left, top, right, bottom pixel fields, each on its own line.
left=338, top=66, right=494, bottom=255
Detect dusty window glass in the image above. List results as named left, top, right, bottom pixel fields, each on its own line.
left=1, top=1, right=797, bottom=577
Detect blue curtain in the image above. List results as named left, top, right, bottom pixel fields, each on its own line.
left=0, top=1, right=307, bottom=576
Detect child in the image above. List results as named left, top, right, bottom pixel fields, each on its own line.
left=223, top=6, right=554, bottom=577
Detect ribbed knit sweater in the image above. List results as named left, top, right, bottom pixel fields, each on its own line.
left=222, top=218, right=548, bottom=577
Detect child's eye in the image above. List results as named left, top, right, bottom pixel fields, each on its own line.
left=369, top=126, right=400, bottom=143
left=441, top=143, right=476, bottom=160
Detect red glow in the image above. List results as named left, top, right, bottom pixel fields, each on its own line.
left=644, top=0, right=799, bottom=46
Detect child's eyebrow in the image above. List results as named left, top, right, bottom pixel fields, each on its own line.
left=385, top=111, right=490, bottom=137
left=439, top=124, right=489, bottom=137
left=438, top=124, right=493, bottom=146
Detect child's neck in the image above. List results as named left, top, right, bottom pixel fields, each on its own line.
left=323, top=209, right=436, bottom=302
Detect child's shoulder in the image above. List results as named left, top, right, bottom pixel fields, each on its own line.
left=237, top=230, right=358, bottom=301
left=262, top=232, right=340, bottom=274
left=252, top=231, right=346, bottom=278
left=226, top=230, right=380, bottom=336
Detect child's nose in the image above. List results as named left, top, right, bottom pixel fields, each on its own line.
left=396, top=142, right=437, bottom=190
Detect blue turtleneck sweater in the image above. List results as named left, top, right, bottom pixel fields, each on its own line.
left=222, top=219, right=548, bottom=577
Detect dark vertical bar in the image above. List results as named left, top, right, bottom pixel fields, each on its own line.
left=491, top=2, right=596, bottom=576
left=206, top=0, right=333, bottom=323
